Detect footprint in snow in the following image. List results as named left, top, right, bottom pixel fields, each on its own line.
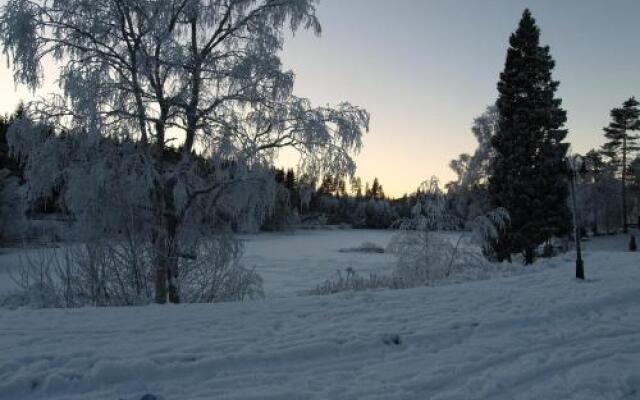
left=382, top=333, right=402, bottom=346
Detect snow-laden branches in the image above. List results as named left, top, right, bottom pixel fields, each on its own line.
left=1, top=0, right=368, bottom=188
left=447, top=105, right=498, bottom=223
left=205, top=98, right=369, bottom=177
left=0, top=0, right=41, bottom=88
left=388, top=177, right=510, bottom=286
left=2, top=0, right=367, bottom=304
left=1, top=0, right=361, bottom=168
left=449, top=105, right=497, bottom=191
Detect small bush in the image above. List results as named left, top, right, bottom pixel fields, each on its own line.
left=339, top=241, right=385, bottom=254
left=0, top=169, right=26, bottom=243
left=310, top=268, right=399, bottom=295
left=180, top=236, right=264, bottom=303
left=3, top=235, right=264, bottom=308
left=5, top=241, right=155, bottom=308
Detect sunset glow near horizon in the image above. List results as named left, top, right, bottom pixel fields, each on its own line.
left=2, top=0, right=640, bottom=197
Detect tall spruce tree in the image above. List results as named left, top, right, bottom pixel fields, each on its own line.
left=601, top=97, right=640, bottom=233
left=489, top=9, right=571, bottom=264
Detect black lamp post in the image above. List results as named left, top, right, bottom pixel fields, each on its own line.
left=567, top=155, right=585, bottom=280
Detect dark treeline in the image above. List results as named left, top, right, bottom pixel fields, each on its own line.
left=7, top=93, right=640, bottom=242
left=573, top=97, right=640, bottom=237
left=0, top=105, right=422, bottom=235
left=0, top=108, right=26, bottom=241
left=262, top=168, right=422, bottom=231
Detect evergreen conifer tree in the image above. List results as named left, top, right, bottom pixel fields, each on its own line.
left=285, top=169, right=296, bottom=192
left=601, top=97, right=640, bottom=233
left=350, top=177, right=363, bottom=199
left=371, top=178, right=381, bottom=200
left=489, top=9, right=571, bottom=264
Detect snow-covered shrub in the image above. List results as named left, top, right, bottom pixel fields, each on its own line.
left=0, top=168, right=25, bottom=242
left=5, top=238, right=154, bottom=308
left=2, top=247, right=61, bottom=308
left=180, top=236, right=264, bottom=303
left=388, top=178, right=509, bottom=287
left=468, top=207, right=511, bottom=260
left=387, top=178, right=460, bottom=284
left=388, top=231, right=461, bottom=285
left=66, top=241, right=154, bottom=306
left=310, top=267, right=397, bottom=295
left=4, top=234, right=264, bottom=308
left=339, top=241, right=385, bottom=254
left=3, top=244, right=262, bottom=309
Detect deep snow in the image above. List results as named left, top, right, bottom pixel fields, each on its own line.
left=1, top=231, right=639, bottom=399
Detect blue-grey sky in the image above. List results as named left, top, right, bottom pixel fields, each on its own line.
left=2, top=0, right=640, bottom=196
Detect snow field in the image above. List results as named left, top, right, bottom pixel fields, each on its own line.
left=0, top=233, right=639, bottom=399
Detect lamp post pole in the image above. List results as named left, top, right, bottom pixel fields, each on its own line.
left=568, top=155, right=585, bottom=280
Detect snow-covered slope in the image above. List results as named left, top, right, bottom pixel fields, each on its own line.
left=1, top=247, right=639, bottom=400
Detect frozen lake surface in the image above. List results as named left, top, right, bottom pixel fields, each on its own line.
left=239, top=229, right=396, bottom=297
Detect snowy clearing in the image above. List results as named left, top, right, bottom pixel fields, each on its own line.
left=1, top=232, right=640, bottom=399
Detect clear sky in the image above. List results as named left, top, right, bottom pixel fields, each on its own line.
left=2, top=0, right=640, bottom=197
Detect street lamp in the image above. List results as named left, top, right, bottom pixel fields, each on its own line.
left=567, top=154, right=585, bottom=280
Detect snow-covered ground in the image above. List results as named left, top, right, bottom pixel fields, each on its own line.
left=1, top=231, right=640, bottom=399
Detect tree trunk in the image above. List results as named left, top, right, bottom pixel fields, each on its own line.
left=148, top=101, right=183, bottom=304
left=151, top=176, right=181, bottom=304
left=166, top=211, right=180, bottom=304
left=524, top=247, right=534, bottom=265
left=153, top=235, right=168, bottom=304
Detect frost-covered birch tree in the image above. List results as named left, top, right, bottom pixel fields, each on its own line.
left=447, top=105, right=497, bottom=222
left=1, top=0, right=369, bottom=304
